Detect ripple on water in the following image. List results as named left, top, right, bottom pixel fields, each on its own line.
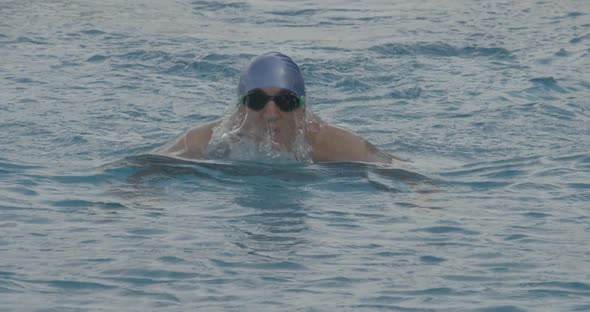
left=369, top=42, right=513, bottom=59
left=120, top=289, right=181, bottom=304
left=270, top=9, right=318, bottom=16
left=32, top=279, right=117, bottom=291
left=2, top=1, right=590, bottom=310
left=80, top=29, right=107, bottom=36
left=570, top=33, right=590, bottom=44
left=503, top=234, right=529, bottom=241
left=158, top=256, right=187, bottom=264
left=49, top=199, right=127, bottom=211
left=5, top=186, right=38, bottom=196
left=102, top=268, right=204, bottom=281
left=389, top=86, right=422, bottom=99
left=472, top=306, right=527, bottom=312
left=86, top=54, right=108, bottom=62
left=412, top=226, right=480, bottom=235
left=1, top=214, right=52, bottom=225
left=419, top=255, right=447, bottom=264
left=528, top=76, right=568, bottom=92
left=521, top=212, right=551, bottom=218
left=191, top=0, right=248, bottom=11
left=475, top=261, right=539, bottom=273
left=443, top=275, right=496, bottom=282
left=211, top=259, right=307, bottom=271
left=307, top=276, right=363, bottom=289
left=0, top=159, right=43, bottom=172
left=11, top=36, right=47, bottom=45
left=440, top=156, right=541, bottom=177
left=522, top=281, right=590, bottom=292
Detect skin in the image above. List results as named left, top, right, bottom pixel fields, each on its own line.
left=235, top=87, right=303, bottom=150
left=154, top=87, right=397, bottom=164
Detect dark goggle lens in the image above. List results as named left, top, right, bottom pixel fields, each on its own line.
left=273, top=93, right=300, bottom=112
left=243, top=91, right=302, bottom=112
left=244, top=92, right=270, bottom=111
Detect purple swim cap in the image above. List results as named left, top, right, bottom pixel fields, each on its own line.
left=238, top=52, right=305, bottom=97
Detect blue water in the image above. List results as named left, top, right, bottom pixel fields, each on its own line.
left=1, top=0, right=590, bottom=311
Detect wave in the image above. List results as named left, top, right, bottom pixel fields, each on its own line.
left=90, top=50, right=242, bottom=80
left=191, top=0, right=248, bottom=11
left=123, top=154, right=430, bottom=182
left=111, top=154, right=434, bottom=197
left=369, top=42, right=513, bottom=60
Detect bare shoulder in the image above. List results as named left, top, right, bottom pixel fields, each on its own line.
left=154, top=120, right=220, bottom=159
left=310, top=123, right=395, bottom=164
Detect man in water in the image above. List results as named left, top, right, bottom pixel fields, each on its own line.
left=156, top=52, right=396, bottom=164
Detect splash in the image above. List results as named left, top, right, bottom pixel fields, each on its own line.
left=206, top=101, right=315, bottom=164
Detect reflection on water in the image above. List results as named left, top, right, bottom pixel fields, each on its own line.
left=110, top=154, right=440, bottom=232
left=229, top=183, right=310, bottom=258
left=115, top=155, right=315, bottom=257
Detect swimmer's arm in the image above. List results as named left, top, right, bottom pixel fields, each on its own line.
left=153, top=121, right=219, bottom=159
left=311, top=124, right=396, bottom=164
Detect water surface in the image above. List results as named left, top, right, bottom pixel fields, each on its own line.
left=1, top=0, right=589, bottom=311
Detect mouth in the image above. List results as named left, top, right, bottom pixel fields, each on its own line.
left=268, top=128, right=282, bottom=147
left=263, top=123, right=279, bottom=138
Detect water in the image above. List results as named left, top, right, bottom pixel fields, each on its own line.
left=1, top=0, right=589, bottom=311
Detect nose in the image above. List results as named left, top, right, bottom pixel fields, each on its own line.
left=261, top=100, right=280, bottom=121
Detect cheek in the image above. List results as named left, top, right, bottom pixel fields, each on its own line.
left=240, top=108, right=259, bottom=123
left=233, top=107, right=256, bottom=130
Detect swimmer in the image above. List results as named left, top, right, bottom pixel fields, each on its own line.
left=155, top=52, right=399, bottom=164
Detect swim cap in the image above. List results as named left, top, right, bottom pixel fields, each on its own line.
left=238, top=52, right=305, bottom=97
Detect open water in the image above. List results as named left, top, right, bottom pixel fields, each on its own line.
left=1, top=0, right=590, bottom=311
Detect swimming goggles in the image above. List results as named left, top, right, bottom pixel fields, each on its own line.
left=239, top=89, right=306, bottom=112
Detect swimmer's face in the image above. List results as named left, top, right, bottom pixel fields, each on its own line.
left=238, top=87, right=304, bottom=148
